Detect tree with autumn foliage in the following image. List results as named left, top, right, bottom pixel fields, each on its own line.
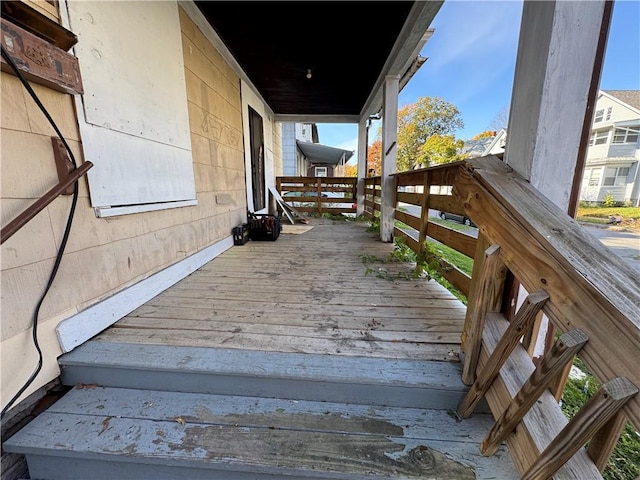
left=343, top=162, right=358, bottom=177
left=366, top=139, right=382, bottom=176
left=396, top=96, right=464, bottom=171
left=471, top=130, right=496, bottom=140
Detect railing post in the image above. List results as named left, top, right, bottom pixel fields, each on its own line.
left=586, top=410, right=628, bottom=472
left=461, top=244, right=507, bottom=385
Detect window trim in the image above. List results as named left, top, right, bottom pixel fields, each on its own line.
left=315, top=166, right=328, bottom=177
left=612, top=127, right=640, bottom=144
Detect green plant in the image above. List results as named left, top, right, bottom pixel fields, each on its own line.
left=366, top=216, right=381, bottom=234
left=560, top=358, right=640, bottom=480
left=602, top=192, right=616, bottom=208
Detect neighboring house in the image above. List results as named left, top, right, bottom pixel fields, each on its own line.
left=459, top=128, right=507, bottom=158
left=281, top=123, right=353, bottom=177
left=281, top=123, right=318, bottom=176
left=296, top=140, right=354, bottom=177
left=580, top=90, right=640, bottom=206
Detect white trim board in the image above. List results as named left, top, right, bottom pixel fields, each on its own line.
left=56, top=236, right=235, bottom=353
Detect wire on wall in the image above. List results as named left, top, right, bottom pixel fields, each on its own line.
left=1, top=44, right=81, bottom=418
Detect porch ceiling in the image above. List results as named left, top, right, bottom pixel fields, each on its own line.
left=194, top=1, right=443, bottom=123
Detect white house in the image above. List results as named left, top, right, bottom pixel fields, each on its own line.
left=580, top=90, right=640, bottom=205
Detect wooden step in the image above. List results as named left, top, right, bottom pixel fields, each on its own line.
left=3, top=387, right=517, bottom=480
left=59, top=341, right=485, bottom=411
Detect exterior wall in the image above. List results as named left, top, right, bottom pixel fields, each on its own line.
left=0, top=3, right=250, bottom=410
left=282, top=123, right=297, bottom=176
left=580, top=92, right=640, bottom=205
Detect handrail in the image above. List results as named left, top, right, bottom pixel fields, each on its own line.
left=454, top=155, right=639, bottom=478
left=1, top=161, right=93, bottom=244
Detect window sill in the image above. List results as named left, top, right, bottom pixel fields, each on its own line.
left=94, top=199, right=198, bottom=218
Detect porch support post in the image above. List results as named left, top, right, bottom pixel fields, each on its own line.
left=380, top=75, right=399, bottom=243
left=505, top=0, right=609, bottom=207
left=503, top=0, right=610, bottom=359
left=356, top=118, right=367, bottom=217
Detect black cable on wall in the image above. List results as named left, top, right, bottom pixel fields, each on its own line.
left=1, top=44, right=81, bottom=418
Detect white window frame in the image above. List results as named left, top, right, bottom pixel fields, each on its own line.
left=594, top=108, right=604, bottom=123
left=315, top=166, right=328, bottom=177
left=585, top=167, right=602, bottom=187
left=603, top=166, right=630, bottom=186
left=612, top=127, right=640, bottom=144
left=589, top=130, right=609, bottom=146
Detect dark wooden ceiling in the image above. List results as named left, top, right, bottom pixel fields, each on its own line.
left=195, top=1, right=417, bottom=119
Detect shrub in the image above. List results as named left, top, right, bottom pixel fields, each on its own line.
left=602, top=192, right=616, bottom=208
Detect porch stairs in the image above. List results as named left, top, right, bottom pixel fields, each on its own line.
left=4, top=341, right=518, bottom=479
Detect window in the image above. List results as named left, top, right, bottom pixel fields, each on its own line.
left=315, top=167, right=327, bottom=177
left=612, top=127, right=640, bottom=144
left=603, top=167, right=630, bottom=186
left=594, top=107, right=612, bottom=123
left=589, top=130, right=609, bottom=146
left=585, top=168, right=602, bottom=187
left=67, top=2, right=196, bottom=216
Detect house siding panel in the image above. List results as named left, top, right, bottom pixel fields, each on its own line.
left=0, top=2, right=253, bottom=410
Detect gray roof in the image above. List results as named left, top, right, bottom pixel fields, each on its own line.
left=296, top=141, right=354, bottom=165
left=604, top=90, right=640, bottom=111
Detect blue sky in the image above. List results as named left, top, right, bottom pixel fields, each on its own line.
left=317, top=0, right=640, bottom=161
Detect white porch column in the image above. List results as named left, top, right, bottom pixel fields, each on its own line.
left=504, top=0, right=610, bottom=358
left=380, top=75, right=399, bottom=243
left=356, top=119, right=367, bottom=217
left=506, top=0, right=608, bottom=207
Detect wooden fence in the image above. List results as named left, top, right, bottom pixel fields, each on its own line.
left=276, top=176, right=356, bottom=215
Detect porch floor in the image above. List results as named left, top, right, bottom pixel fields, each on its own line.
left=5, top=218, right=520, bottom=479
left=97, top=217, right=467, bottom=360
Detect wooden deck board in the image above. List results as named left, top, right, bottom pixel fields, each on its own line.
left=98, top=219, right=466, bottom=361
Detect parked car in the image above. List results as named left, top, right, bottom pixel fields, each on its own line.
left=437, top=211, right=476, bottom=227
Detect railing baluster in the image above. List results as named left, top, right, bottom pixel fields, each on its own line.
left=458, top=290, right=549, bottom=418
left=521, top=377, right=638, bottom=480
left=586, top=410, right=629, bottom=472
left=417, top=171, right=430, bottom=258
left=481, top=329, right=589, bottom=456
left=461, top=244, right=507, bottom=385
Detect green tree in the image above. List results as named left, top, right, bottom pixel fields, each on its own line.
left=418, top=134, right=466, bottom=166
left=396, top=96, right=464, bottom=171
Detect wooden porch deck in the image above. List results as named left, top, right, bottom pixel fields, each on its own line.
left=5, top=218, right=520, bottom=478
left=98, top=217, right=467, bottom=361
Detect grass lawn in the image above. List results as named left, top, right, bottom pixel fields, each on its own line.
left=577, top=206, right=640, bottom=230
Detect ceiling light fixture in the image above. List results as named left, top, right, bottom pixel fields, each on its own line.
left=306, top=68, right=312, bottom=79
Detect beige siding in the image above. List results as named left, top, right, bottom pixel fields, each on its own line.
left=0, top=5, right=253, bottom=409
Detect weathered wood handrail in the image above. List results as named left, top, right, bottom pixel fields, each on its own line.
left=453, top=155, right=639, bottom=478
left=276, top=176, right=356, bottom=215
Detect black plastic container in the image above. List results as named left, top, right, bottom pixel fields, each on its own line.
left=232, top=223, right=250, bottom=245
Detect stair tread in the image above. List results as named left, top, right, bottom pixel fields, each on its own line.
left=4, top=387, right=518, bottom=479
left=60, top=342, right=467, bottom=390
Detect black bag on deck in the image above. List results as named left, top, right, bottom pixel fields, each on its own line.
left=247, top=212, right=282, bottom=241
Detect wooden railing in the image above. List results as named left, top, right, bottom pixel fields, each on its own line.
left=364, top=162, right=475, bottom=297
left=364, top=156, right=638, bottom=478
left=276, top=176, right=356, bottom=215
left=453, top=156, right=639, bottom=479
